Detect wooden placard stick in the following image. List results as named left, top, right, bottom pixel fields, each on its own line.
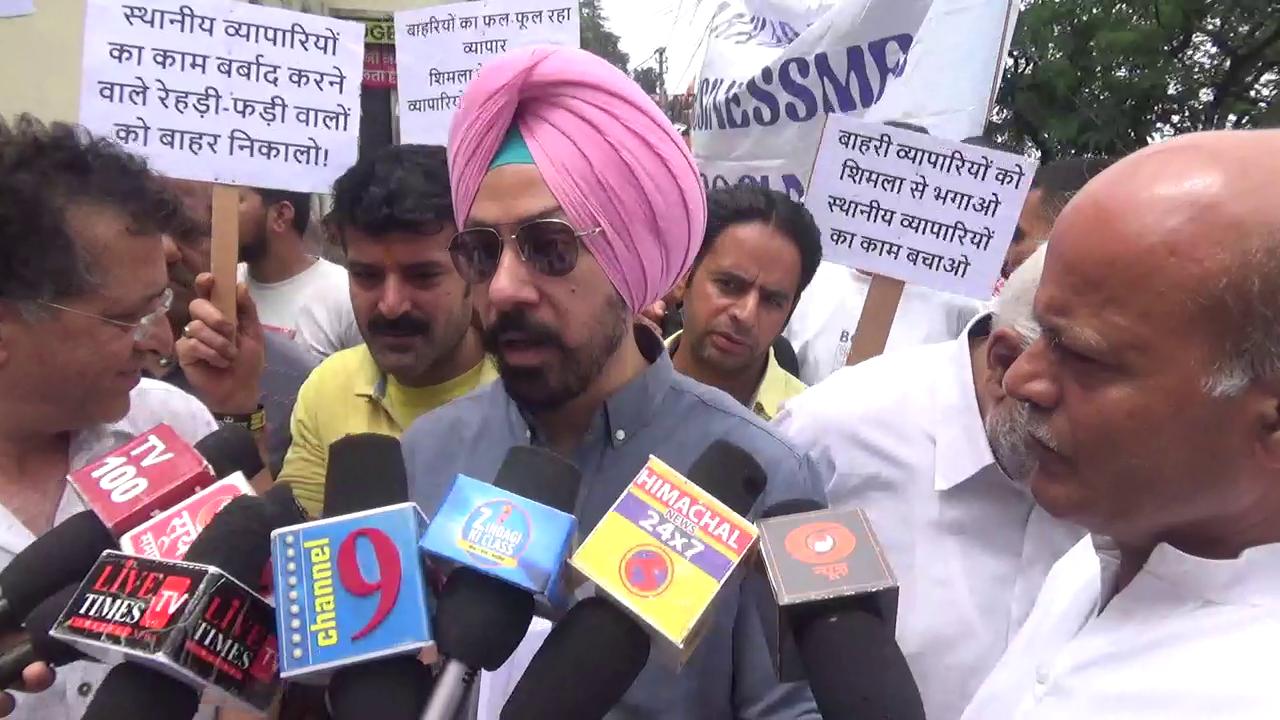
left=845, top=275, right=906, bottom=366
left=210, top=184, right=240, bottom=329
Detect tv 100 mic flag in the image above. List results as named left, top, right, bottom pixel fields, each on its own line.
left=47, top=550, right=280, bottom=713
left=568, top=450, right=761, bottom=667
left=750, top=502, right=899, bottom=682
left=270, top=503, right=433, bottom=681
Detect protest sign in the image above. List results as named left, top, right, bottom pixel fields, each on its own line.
left=395, top=0, right=580, bottom=146
left=79, top=0, right=364, bottom=194
left=692, top=0, right=1017, bottom=201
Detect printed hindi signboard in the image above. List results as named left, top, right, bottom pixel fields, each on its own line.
left=79, top=0, right=364, bottom=194
left=394, top=0, right=580, bottom=146
left=805, top=116, right=1036, bottom=299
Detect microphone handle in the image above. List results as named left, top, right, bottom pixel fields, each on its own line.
left=420, top=659, right=477, bottom=720
left=0, top=641, right=35, bottom=690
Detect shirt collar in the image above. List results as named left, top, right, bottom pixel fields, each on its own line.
left=933, top=311, right=999, bottom=491
left=663, top=330, right=784, bottom=420
left=351, top=346, right=392, bottom=400
left=1093, top=535, right=1280, bottom=606
left=517, top=325, right=673, bottom=448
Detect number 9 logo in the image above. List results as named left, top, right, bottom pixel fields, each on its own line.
left=336, top=528, right=402, bottom=641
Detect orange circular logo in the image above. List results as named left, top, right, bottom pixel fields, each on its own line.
left=783, top=522, right=856, bottom=565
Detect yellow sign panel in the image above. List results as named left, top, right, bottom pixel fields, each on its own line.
left=363, top=19, right=394, bottom=45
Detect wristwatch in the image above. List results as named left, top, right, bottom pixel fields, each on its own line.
left=213, top=405, right=266, bottom=433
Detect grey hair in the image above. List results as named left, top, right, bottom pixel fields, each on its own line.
left=1201, top=231, right=1280, bottom=397
left=992, top=242, right=1048, bottom=347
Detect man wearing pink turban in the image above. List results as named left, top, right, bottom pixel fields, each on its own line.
left=401, top=46, right=827, bottom=718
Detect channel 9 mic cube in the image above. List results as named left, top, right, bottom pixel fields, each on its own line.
left=753, top=506, right=898, bottom=682
left=271, top=502, right=434, bottom=680
left=69, top=423, right=217, bottom=535
left=119, top=472, right=255, bottom=562
left=419, top=473, right=578, bottom=611
left=570, top=456, right=759, bottom=666
left=49, top=550, right=280, bottom=712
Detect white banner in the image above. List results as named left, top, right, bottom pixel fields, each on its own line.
left=691, top=0, right=1016, bottom=201
left=79, top=0, right=364, bottom=193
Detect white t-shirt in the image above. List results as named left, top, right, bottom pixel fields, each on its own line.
left=239, top=258, right=363, bottom=360
left=783, top=262, right=988, bottom=385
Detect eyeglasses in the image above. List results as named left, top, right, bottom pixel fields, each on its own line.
left=38, top=287, right=174, bottom=341
left=448, top=218, right=601, bottom=285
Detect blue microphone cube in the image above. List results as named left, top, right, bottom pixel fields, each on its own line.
left=421, top=474, right=577, bottom=606
left=270, top=502, right=434, bottom=680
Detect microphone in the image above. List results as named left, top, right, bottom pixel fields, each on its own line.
left=419, top=445, right=581, bottom=613
left=752, top=500, right=924, bottom=719
left=270, top=434, right=434, bottom=689
left=567, top=439, right=766, bottom=665
left=81, top=658, right=203, bottom=720
left=0, top=585, right=87, bottom=689
left=420, top=446, right=583, bottom=720
left=49, top=492, right=289, bottom=714
left=119, top=471, right=255, bottom=561
left=498, top=596, right=651, bottom=720
left=0, top=426, right=262, bottom=634
left=69, top=423, right=261, bottom=536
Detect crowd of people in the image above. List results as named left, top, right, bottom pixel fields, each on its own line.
left=0, top=41, right=1277, bottom=720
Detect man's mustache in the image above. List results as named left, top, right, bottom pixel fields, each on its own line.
left=482, top=311, right=563, bottom=352
left=367, top=314, right=432, bottom=336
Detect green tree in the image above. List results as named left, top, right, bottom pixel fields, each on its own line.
left=632, top=66, right=663, bottom=95
left=990, top=0, right=1279, bottom=160
left=580, top=0, right=630, bottom=72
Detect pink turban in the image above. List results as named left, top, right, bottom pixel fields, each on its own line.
left=447, top=45, right=706, bottom=312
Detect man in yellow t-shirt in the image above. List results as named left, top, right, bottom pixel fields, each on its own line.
left=280, top=145, right=497, bottom=516
left=667, top=184, right=819, bottom=420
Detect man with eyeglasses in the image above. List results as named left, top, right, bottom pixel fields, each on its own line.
left=0, top=116, right=223, bottom=719
left=400, top=46, right=827, bottom=718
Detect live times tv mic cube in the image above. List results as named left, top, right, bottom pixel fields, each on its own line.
left=49, top=550, right=280, bottom=712
left=270, top=502, right=434, bottom=680
left=419, top=474, right=578, bottom=611
left=569, top=456, right=760, bottom=667
left=753, top=506, right=899, bottom=682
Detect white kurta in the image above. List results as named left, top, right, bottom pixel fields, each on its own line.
left=0, top=379, right=217, bottom=720
left=774, top=315, right=1084, bottom=720
left=961, top=535, right=1280, bottom=719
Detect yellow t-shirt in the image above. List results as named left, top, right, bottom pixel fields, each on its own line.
left=279, top=345, right=498, bottom=517
left=664, top=330, right=807, bottom=420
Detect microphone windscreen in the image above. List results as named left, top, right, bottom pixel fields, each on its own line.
left=0, top=510, right=113, bottom=626
left=322, top=434, right=409, bottom=517
left=500, top=597, right=650, bottom=720
left=263, top=481, right=308, bottom=527
left=329, top=655, right=435, bottom=720
left=0, top=584, right=86, bottom=688
left=798, top=608, right=926, bottom=720
left=760, top=497, right=825, bottom=519
left=80, top=662, right=200, bottom=720
left=435, top=568, right=533, bottom=671
left=492, top=446, right=582, bottom=513
left=194, top=424, right=264, bottom=479
left=686, top=439, right=768, bottom=516
left=184, top=494, right=273, bottom=585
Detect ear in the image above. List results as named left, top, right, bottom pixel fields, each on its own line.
left=670, top=271, right=691, bottom=306
left=984, top=326, right=1025, bottom=400
left=270, top=202, right=295, bottom=234
left=1250, top=379, right=1280, bottom=468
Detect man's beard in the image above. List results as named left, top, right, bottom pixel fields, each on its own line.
left=482, top=295, right=630, bottom=414
left=985, top=399, right=1042, bottom=484
left=240, top=225, right=269, bottom=264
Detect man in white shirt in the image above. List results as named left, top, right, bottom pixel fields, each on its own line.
left=0, top=116, right=219, bottom=718
left=960, top=129, right=1280, bottom=719
left=774, top=244, right=1085, bottom=720
left=237, top=186, right=363, bottom=358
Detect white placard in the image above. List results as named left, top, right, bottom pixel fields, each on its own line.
left=0, top=0, right=34, bottom=19
left=79, top=0, right=364, bottom=193
left=395, top=0, right=580, bottom=146
left=805, top=115, right=1036, bottom=299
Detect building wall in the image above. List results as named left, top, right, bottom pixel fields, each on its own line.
left=0, top=0, right=448, bottom=123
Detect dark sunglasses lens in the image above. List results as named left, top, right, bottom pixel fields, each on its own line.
left=450, top=229, right=501, bottom=282
left=518, top=220, right=579, bottom=277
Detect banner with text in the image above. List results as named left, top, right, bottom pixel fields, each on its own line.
left=806, top=116, right=1034, bottom=298
left=394, top=0, right=579, bottom=146
left=692, top=0, right=1016, bottom=201
left=79, top=0, right=364, bottom=193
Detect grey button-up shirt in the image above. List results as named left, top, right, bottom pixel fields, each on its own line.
left=402, top=327, right=825, bottom=719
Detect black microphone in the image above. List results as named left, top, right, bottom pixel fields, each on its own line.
left=753, top=499, right=925, bottom=720
left=0, top=585, right=87, bottom=689
left=195, top=423, right=265, bottom=480
left=323, top=433, right=436, bottom=720
left=81, top=660, right=202, bottom=720
left=502, top=439, right=767, bottom=719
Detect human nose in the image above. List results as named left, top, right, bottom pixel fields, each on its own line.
left=377, top=273, right=412, bottom=318
left=486, top=239, right=539, bottom=312
left=1005, top=336, right=1059, bottom=409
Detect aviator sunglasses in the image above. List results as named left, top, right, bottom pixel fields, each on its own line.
left=448, top=218, right=601, bottom=284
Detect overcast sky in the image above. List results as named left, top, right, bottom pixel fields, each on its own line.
left=599, top=0, right=712, bottom=92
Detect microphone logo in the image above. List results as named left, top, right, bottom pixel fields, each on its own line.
left=618, top=545, right=673, bottom=598
left=784, top=522, right=857, bottom=581
left=458, top=498, right=532, bottom=569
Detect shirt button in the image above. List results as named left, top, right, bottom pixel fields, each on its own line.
left=613, top=429, right=626, bottom=442
left=1035, top=667, right=1051, bottom=685
left=76, top=682, right=93, bottom=697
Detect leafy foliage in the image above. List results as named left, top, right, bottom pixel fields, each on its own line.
left=580, top=0, right=630, bottom=73
left=633, top=66, right=663, bottom=95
